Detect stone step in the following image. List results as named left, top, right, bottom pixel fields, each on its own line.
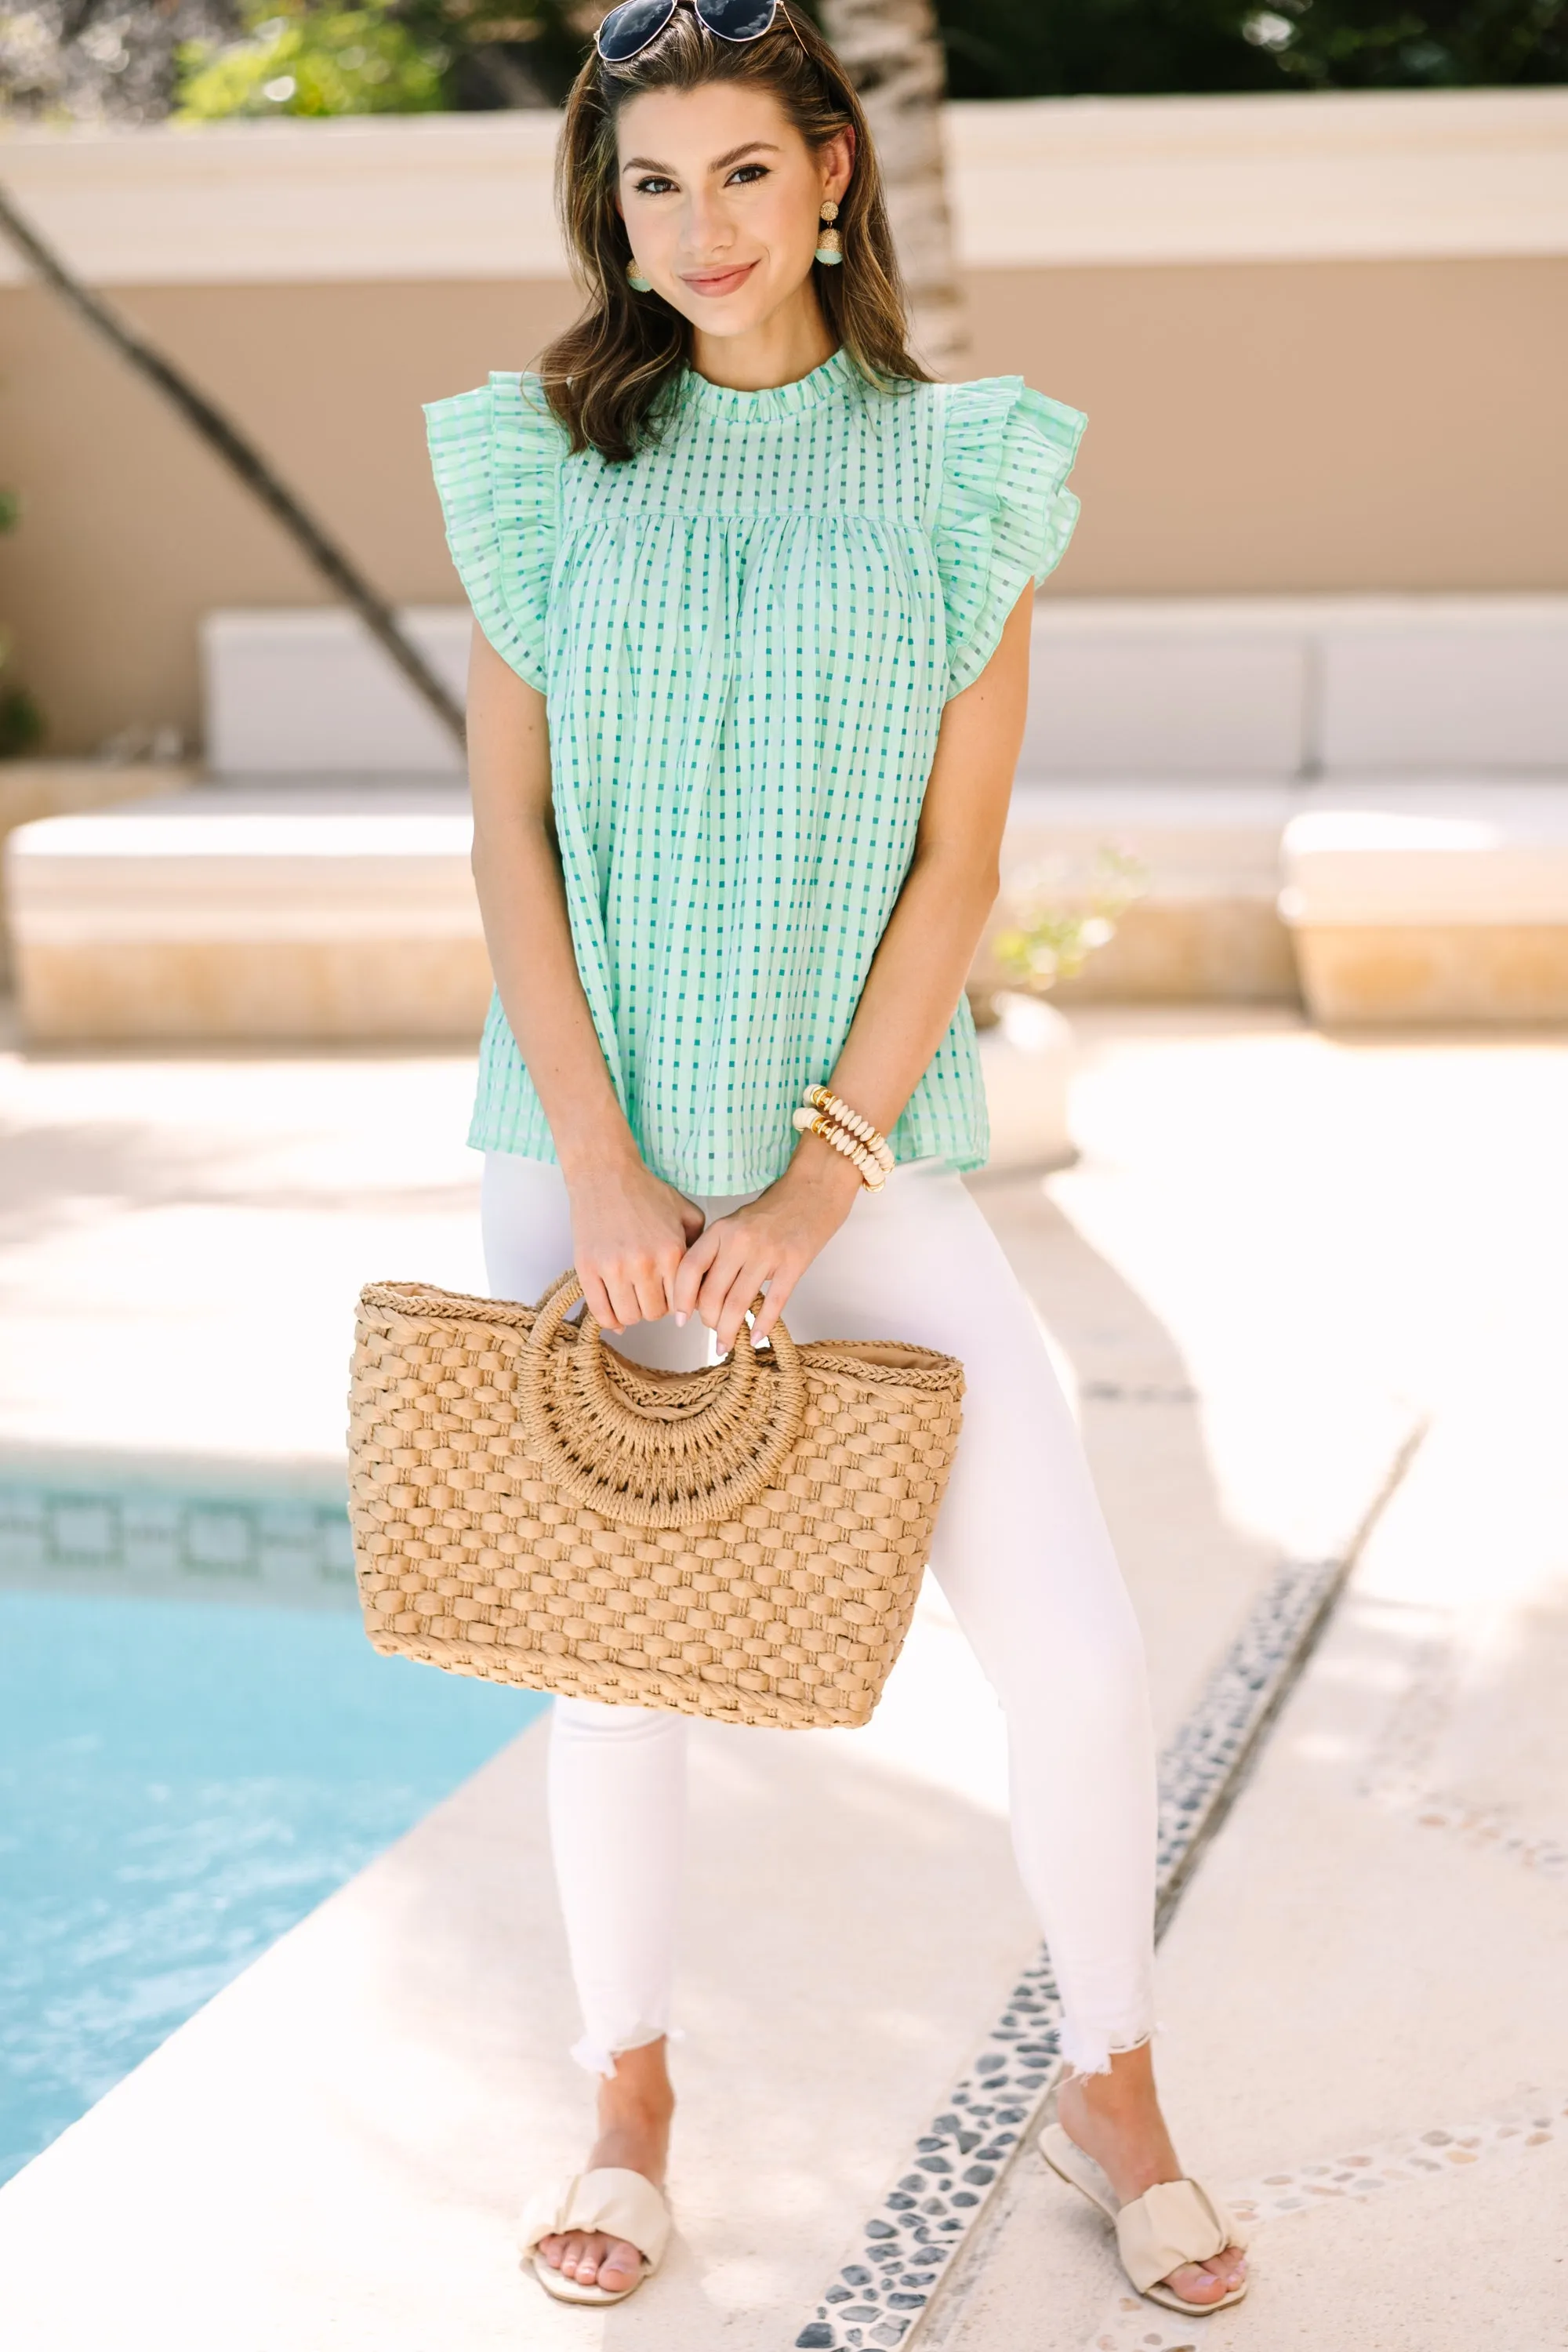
left=1282, top=781, right=1568, bottom=1022
left=9, top=777, right=1312, bottom=1040
left=5, top=785, right=485, bottom=1042
left=11, top=776, right=1568, bottom=1040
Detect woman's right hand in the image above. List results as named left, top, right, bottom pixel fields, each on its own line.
left=566, top=1152, right=706, bottom=1333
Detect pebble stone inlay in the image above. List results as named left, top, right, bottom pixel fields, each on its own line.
left=0, top=1479, right=357, bottom=1600
left=1359, top=1621, right=1568, bottom=1880
left=1377, top=1787, right=1568, bottom=1882
left=793, top=1553, right=1355, bottom=2351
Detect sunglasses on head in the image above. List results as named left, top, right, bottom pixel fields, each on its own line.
left=596, top=0, right=801, bottom=66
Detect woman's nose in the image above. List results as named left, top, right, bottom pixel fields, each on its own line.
left=681, top=195, right=733, bottom=260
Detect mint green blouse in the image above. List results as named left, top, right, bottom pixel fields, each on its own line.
left=425, top=350, right=1084, bottom=1193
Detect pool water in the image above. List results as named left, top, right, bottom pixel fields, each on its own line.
left=0, top=1590, right=546, bottom=2183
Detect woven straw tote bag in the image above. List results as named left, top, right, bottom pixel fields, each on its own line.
left=347, top=1271, right=964, bottom=1730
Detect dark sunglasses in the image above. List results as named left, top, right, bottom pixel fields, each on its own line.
left=597, top=0, right=801, bottom=66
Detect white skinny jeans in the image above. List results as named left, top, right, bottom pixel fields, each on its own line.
left=481, top=1152, right=1158, bottom=2078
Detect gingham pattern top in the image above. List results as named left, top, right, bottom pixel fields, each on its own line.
left=425, top=350, right=1085, bottom=1192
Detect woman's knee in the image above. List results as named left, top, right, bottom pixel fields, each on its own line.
left=990, top=1592, right=1149, bottom=1727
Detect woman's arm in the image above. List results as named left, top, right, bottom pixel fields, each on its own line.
left=673, top=582, right=1036, bottom=1348
left=466, top=624, right=704, bottom=1330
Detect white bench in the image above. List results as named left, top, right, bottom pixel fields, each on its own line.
left=1269, top=602, right=1568, bottom=1019
left=1010, top=596, right=1568, bottom=1013
left=202, top=609, right=469, bottom=779
left=9, top=595, right=1568, bottom=1039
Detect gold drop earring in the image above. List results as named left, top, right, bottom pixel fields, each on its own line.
left=815, top=199, right=842, bottom=267
left=626, top=260, right=653, bottom=292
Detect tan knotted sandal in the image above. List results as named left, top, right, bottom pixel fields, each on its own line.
left=1039, top=2123, right=1248, bottom=2316
left=517, top=2167, right=671, bottom=2305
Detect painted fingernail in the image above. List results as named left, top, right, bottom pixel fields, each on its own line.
left=674, top=1310, right=688, bottom=1326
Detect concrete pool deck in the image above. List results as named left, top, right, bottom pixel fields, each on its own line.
left=925, top=1373, right=1568, bottom=2352
left=1, top=1006, right=1565, bottom=2346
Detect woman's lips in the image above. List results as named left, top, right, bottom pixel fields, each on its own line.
left=680, top=261, right=757, bottom=298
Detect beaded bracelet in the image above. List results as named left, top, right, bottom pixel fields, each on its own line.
left=803, top=1085, right=895, bottom=1173
left=790, top=1107, right=887, bottom=1191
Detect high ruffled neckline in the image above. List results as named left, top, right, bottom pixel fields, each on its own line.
left=682, top=347, right=852, bottom=421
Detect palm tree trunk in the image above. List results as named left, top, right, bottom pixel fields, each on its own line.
left=818, top=0, right=966, bottom=376
left=0, top=177, right=466, bottom=750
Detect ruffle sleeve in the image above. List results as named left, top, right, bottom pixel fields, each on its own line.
left=932, top=377, right=1087, bottom=701
left=423, top=372, right=564, bottom=695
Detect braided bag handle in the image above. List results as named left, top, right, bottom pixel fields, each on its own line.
left=515, top=1272, right=808, bottom=1530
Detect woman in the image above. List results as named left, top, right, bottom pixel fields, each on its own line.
left=425, top=0, right=1247, bottom=2318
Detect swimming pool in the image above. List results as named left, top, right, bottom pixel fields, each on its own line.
left=0, top=1581, right=546, bottom=2184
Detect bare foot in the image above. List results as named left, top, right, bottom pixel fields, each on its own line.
left=537, top=2038, right=673, bottom=2296
left=1055, top=2045, right=1247, bottom=2308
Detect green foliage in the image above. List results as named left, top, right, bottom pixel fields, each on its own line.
left=0, top=490, right=44, bottom=761
left=9, top=0, right=1565, bottom=125
left=174, top=0, right=589, bottom=116
left=176, top=1, right=450, bottom=117
left=0, top=683, right=43, bottom=759
left=992, top=847, right=1149, bottom=993
left=166, top=0, right=1566, bottom=117
left=935, top=0, right=1568, bottom=97
left=425, top=0, right=599, bottom=107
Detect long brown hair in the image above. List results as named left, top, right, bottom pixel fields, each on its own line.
left=539, top=5, right=929, bottom=463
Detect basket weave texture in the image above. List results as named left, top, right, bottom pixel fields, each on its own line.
left=347, top=1275, right=965, bottom=1729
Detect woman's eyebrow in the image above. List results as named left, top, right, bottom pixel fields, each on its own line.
left=710, top=140, right=781, bottom=170
left=619, top=140, right=782, bottom=176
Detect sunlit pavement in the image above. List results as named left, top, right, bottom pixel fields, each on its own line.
left=1, top=1003, right=1565, bottom=2347
left=938, top=1011, right=1568, bottom=2351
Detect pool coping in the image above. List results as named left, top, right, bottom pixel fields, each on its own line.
left=0, top=1449, right=355, bottom=1606
left=0, top=1436, right=349, bottom=1504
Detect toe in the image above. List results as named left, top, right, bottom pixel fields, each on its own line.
left=598, top=2238, right=645, bottom=2292
left=539, top=2233, right=565, bottom=2270
left=1162, top=2260, right=1228, bottom=2305
left=1160, top=2246, right=1247, bottom=2305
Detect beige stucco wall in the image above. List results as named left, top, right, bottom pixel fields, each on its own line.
left=967, top=257, right=1568, bottom=598
left=0, top=277, right=576, bottom=753
left=2, top=93, right=1566, bottom=753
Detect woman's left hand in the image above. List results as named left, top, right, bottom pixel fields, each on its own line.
left=672, top=1145, right=864, bottom=1349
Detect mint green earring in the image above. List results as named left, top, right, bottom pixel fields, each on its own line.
left=815, top=199, right=842, bottom=266
left=626, top=260, right=653, bottom=293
